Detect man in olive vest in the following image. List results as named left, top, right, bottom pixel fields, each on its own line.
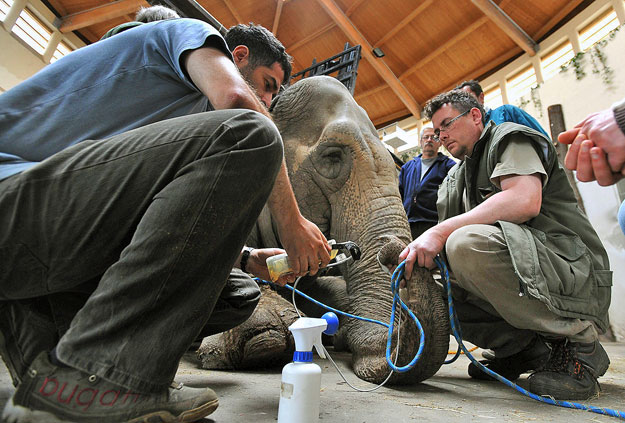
left=398, top=89, right=612, bottom=400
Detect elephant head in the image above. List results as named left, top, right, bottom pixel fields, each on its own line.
left=262, top=76, right=449, bottom=384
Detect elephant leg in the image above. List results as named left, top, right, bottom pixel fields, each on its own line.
left=197, top=285, right=300, bottom=369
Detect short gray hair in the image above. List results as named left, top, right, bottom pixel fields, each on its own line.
left=424, top=89, right=485, bottom=125
left=135, top=5, right=180, bottom=23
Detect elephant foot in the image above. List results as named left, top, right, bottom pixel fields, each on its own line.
left=196, top=285, right=300, bottom=370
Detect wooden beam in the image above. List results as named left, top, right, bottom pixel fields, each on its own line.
left=400, top=16, right=489, bottom=79
left=272, top=0, right=284, bottom=35
left=286, top=0, right=364, bottom=53
left=55, top=0, right=145, bottom=33
left=287, top=22, right=334, bottom=51
left=355, top=83, right=388, bottom=101
left=531, top=0, right=587, bottom=41
left=374, top=0, right=433, bottom=47
left=222, top=0, right=243, bottom=23
left=345, top=0, right=368, bottom=15
left=471, top=0, right=539, bottom=56
left=317, top=0, right=421, bottom=119
left=448, top=46, right=522, bottom=91
left=372, top=110, right=411, bottom=127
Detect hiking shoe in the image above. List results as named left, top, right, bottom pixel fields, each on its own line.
left=528, top=339, right=610, bottom=400
left=468, top=337, right=550, bottom=381
left=2, top=352, right=218, bottom=423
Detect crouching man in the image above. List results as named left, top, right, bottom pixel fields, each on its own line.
left=399, top=90, right=612, bottom=400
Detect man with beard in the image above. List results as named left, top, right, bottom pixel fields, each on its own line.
left=0, top=19, right=330, bottom=422
left=399, top=127, right=456, bottom=239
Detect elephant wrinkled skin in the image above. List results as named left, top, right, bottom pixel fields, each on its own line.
left=198, top=76, right=449, bottom=384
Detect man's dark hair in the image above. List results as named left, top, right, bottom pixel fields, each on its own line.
left=424, top=89, right=486, bottom=124
left=225, top=23, right=293, bottom=85
left=455, top=80, right=483, bottom=97
left=135, top=5, right=180, bottom=23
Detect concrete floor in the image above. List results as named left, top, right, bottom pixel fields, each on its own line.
left=2, top=339, right=624, bottom=422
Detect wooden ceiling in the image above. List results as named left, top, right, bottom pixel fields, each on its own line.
left=46, top=0, right=592, bottom=127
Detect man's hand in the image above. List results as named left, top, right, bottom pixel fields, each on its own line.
left=559, top=109, right=625, bottom=175
left=398, top=226, right=447, bottom=282
left=244, top=248, right=296, bottom=286
left=278, top=215, right=331, bottom=277
left=564, top=135, right=624, bottom=186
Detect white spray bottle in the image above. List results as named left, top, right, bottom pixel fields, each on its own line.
left=277, top=312, right=339, bottom=423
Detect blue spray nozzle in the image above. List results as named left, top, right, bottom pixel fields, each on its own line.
left=322, top=312, right=339, bottom=335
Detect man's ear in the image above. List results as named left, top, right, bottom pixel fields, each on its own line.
left=232, top=45, right=250, bottom=67
left=470, top=107, right=483, bottom=125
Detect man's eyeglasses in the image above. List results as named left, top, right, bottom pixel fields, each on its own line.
left=422, top=134, right=438, bottom=141
left=433, top=109, right=470, bottom=138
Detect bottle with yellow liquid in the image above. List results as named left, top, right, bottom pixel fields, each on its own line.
left=266, top=240, right=338, bottom=282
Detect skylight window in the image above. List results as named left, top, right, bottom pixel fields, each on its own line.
left=579, top=8, right=620, bottom=51
left=506, top=66, right=537, bottom=105
left=483, top=85, right=503, bottom=110
left=0, top=0, right=11, bottom=20
left=51, top=41, right=72, bottom=63
left=541, top=41, right=574, bottom=81
left=12, top=6, right=52, bottom=55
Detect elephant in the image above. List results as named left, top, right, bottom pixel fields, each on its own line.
left=198, top=76, right=450, bottom=384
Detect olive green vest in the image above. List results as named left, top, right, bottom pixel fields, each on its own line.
left=437, top=122, right=612, bottom=331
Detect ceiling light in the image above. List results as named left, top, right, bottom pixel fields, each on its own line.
left=372, top=47, right=385, bottom=58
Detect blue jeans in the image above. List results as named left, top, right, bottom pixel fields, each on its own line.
left=0, top=110, right=282, bottom=392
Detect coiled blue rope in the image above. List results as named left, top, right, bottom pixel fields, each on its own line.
left=256, top=272, right=425, bottom=373
left=258, top=256, right=625, bottom=419
left=433, top=255, right=625, bottom=420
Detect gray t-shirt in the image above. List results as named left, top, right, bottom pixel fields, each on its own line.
left=0, top=18, right=230, bottom=181
left=420, top=157, right=436, bottom=180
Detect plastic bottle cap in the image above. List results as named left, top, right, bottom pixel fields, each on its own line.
left=322, top=312, right=339, bottom=335
left=293, top=351, right=313, bottom=362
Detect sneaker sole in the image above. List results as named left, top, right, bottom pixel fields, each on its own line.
left=2, top=395, right=219, bottom=423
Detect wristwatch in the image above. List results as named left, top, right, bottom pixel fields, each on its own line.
left=240, top=247, right=254, bottom=274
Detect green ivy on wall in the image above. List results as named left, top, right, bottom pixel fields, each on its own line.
left=560, top=23, right=623, bottom=86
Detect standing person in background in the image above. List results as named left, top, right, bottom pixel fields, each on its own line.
left=399, top=127, right=456, bottom=239
left=457, top=80, right=550, bottom=138
left=100, top=5, right=181, bottom=40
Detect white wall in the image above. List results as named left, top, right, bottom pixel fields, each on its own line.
left=0, top=29, right=46, bottom=92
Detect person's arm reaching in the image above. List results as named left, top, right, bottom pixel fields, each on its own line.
left=183, top=46, right=331, bottom=276
left=399, top=173, right=542, bottom=278
left=559, top=99, right=625, bottom=179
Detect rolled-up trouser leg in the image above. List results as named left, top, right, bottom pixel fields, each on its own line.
left=445, top=224, right=597, bottom=357
left=0, top=110, right=283, bottom=392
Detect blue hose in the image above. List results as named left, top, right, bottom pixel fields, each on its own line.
left=257, top=256, right=625, bottom=419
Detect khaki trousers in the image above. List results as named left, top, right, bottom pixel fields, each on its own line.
left=445, top=224, right=597, bottom=358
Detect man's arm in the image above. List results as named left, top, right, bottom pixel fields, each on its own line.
left=184, top=47, right=270, bottom=116
left=400, top=173, right=542, bottom=277
left=184, top=46, right=331, bottom=276
left=559, top=99, right=625, bottom=179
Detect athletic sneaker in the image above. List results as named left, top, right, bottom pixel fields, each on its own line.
left=2, top=352, right=218, bottom=423
left=528, top=339, right=610, bottom=400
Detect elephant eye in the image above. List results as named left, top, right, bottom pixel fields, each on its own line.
left=316, top=146, right=347, bottom=180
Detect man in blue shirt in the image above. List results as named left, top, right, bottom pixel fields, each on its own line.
left=0, top=20, right=331, bottom=422
left=399, top=127, right=456, bottom=238
left=456, top=80, right=550, bottom=138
